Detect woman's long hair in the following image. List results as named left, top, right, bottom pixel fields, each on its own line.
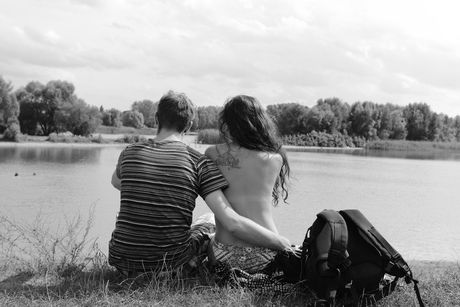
left=218, top=95, right=290, bottom=206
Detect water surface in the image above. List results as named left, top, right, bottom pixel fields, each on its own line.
left=1, top=139, right=459, bottom=262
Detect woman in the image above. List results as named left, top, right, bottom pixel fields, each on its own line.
left=205, top=95, right=291, bottom=273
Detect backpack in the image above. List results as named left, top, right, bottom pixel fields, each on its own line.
left=299, top=209, right=425, bottom=307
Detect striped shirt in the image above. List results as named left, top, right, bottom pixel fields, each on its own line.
left=108, top=139, right=228, bottom=272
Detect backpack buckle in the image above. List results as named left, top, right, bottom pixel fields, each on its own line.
left=328, top=249, right=350, bottom=271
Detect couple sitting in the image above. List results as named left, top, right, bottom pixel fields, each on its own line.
left=108, top=90, right=292, bottom=279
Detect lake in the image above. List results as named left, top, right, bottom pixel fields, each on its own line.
left=1, top=136, right=459, bottom=263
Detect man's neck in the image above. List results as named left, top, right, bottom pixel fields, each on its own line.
left=153, top=129, right=183, bottom=142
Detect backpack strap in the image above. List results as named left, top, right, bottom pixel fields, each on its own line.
left=340, top=210, right=425, bottom=307
left=317, top=210, right=350, bottom=271
left=307, top=210, right=351, bottom=305
left=340, top=210, right=407, bottom=274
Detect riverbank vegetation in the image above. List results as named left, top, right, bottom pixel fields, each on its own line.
left=196, top=129, right=221, bottom=145
left=1, top=210, right=459, bottom=306
left=2, top=76, right=460, bottom=149
left=365, top=140, right=460, bottom=151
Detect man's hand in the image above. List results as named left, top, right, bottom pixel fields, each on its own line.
left=279, top=235, right=291, bottom=250
left=204, top=189, right=290, bottom=252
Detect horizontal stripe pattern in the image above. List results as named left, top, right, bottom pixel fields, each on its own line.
left=109, top=139, right=228, bottom=272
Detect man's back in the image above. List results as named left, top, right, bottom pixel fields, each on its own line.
left=109, top=139, right=227, bottom=272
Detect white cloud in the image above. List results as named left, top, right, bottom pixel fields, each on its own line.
left=0, top=0, right=459, bottom=116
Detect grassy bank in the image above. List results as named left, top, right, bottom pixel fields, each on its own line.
left=0, top=125, right=159, bottom=144
left=1, top=256, right=458, bottom=306
left=366, top=140, right=460, bottom=151
left=1, top=210, right=459, bottom=306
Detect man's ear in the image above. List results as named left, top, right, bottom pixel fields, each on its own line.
left=184, top=121, right=193, bottom=133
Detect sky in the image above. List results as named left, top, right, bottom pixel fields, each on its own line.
left=1, top=0, right=459, bottom=117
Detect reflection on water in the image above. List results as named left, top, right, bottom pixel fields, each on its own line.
left=284, top=146, right=460, bottom=161
left=1, top=142, right=459, bottom=263
left=0, top=145, right=102, bottom=164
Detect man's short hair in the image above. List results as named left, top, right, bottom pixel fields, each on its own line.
left=156, top=90, right=196, bottom=133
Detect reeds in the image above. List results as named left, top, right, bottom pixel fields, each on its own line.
left=1, top=209, right=459, bottom=306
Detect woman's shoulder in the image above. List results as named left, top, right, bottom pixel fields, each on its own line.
left=254, top=150, right=282, bottom=161
left=204, top=143, right=226, bottom=159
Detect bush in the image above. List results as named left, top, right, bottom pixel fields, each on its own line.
left=48, top=134, right=94, bottom=143
left=197, top=129, right=221, bottom=145
left=116, top=134, right=147, bottom=143
left=2, top=123, right=21, bottom=142
left=90, top=134, right=108, bottom=144
left=281, top=131, right=362, bottom=148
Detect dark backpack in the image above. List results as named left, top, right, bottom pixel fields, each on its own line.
left=299, top=209, right=425, bottom=307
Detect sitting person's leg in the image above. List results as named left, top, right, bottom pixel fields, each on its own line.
left=185, top=213, right=217, bottom=273
left=208, top=236, right=277, bottom=274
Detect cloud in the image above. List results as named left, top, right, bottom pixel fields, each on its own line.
left=111, top=22, right=134, bottom=32
left=1, top=0, right=459, bottom=116
left=0, top=23, right=133, bottom=71
left=69, top=0, right=108, bottom=7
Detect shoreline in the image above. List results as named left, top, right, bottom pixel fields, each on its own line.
left=0, top=135, right=365, bottom=150
left=2, top=137, right=460, bottom=155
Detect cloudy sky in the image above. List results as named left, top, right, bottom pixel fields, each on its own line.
left=1, top=0, right=459, bottom=117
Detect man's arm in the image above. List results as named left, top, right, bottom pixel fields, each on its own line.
left=204, top=189, right=290, bottom=251
left=111, top=169, right=121, bottom=191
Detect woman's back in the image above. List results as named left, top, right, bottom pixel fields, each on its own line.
left=205, top=142, right=282, bottom=247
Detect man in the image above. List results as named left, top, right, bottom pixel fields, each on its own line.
left=108, top=90, right=290, bottom=276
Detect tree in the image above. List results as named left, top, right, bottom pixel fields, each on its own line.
left=388, top=109, right=407, bottom=140
left=0, top=76, right=20, bottom=140
left=102, top=108, right=122, bottom=127
left=267, top=103, right=309, bottom=135
left=403, top=103, right=432, bottom=141
left=16, top=80, right=77, bottom=135
left=433, top=114, right=456, bottom=142
left=454, top=116, right=460, bottom=141
left=316, top=98, right=351, bottom=134
left=122, top=110, right=144, bottom=129
left=304, top=104, right=336, bottom=134
left=55, top=98, right=102, bottom=136
left=132, top=100, right=158, bottom=128
left=196, top=106, right=221, bottom=130
left=349, top=101, right=378, bottom=139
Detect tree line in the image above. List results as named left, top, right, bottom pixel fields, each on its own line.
left=267, top=98, right=460, bottom=146
left=1, top=76, right=460, bottom=144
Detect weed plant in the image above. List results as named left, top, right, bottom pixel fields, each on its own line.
left=1, top=209, right=459, bottom=306
left=0, top=206, right=98, bottom=280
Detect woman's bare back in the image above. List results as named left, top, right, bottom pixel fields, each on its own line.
left=205, top=142, right=283, bottom=247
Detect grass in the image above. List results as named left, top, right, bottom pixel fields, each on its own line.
left=1, top=210, right=459, bottom=306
